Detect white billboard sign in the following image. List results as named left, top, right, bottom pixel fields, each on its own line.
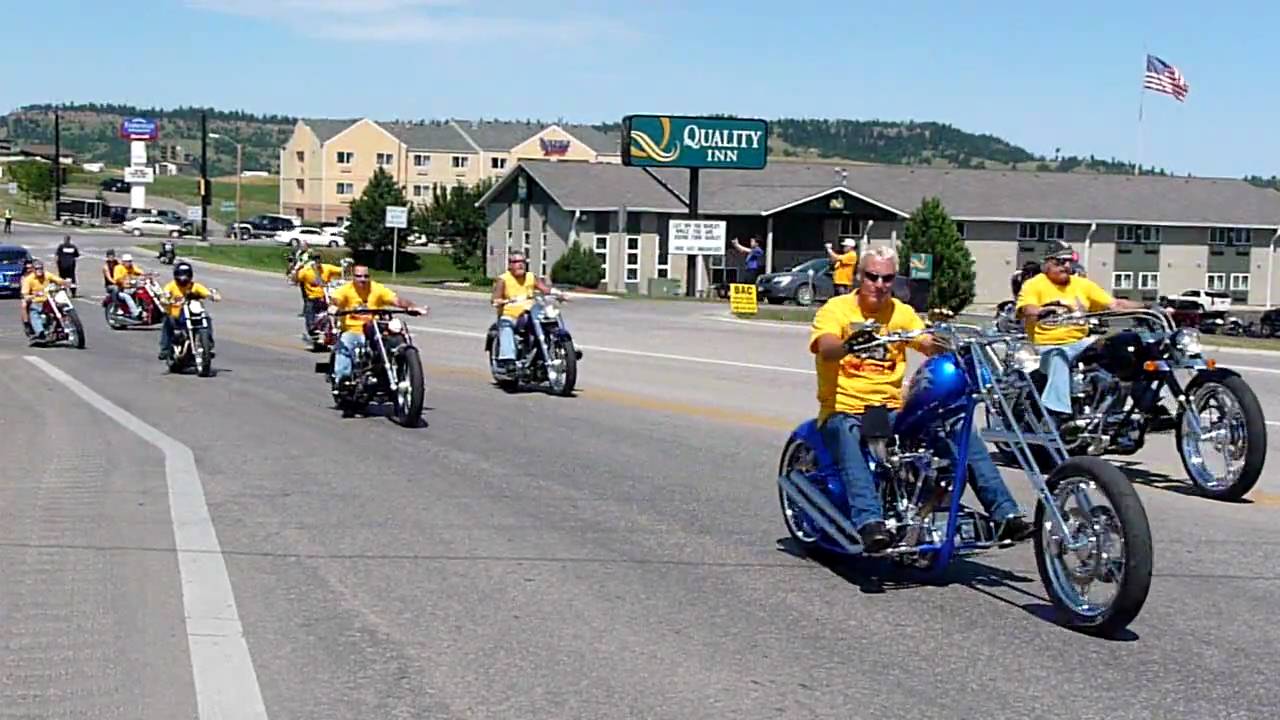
left=668, top=219, right=727, bottom=255
left=187, top=206, right=203, bottom=221
left=384, top=205, right=409, bottom=229
left=123, top=166, right=155, bottom=184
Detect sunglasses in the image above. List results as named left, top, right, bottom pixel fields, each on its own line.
left=353, top=274, right=369, bottom=279
left=863, top=271, right=896, bottom=284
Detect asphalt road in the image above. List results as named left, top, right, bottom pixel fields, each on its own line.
left=4, top=225, right=1280, bottom=719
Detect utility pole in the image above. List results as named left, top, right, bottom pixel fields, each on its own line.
left=200, top=111, right=209, bottom=240
left=235, top=142, right=242, bottom=228
left=53, top=108, right=61, bottom=222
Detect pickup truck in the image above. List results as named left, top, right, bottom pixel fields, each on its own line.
left=1163, top=289, right=1232, bottom=312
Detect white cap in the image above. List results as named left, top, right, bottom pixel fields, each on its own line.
left=841, top=237, right=856, bottom=248
left=121, top=253, right=133, bottom=261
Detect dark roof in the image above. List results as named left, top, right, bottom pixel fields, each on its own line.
left=383, top=122, right=474, bottom=152
left=484, top=160, right=1280, bottom=227
left=302, top=118, right=360, bottom=143
left=454, top=121, right=620, bottom=154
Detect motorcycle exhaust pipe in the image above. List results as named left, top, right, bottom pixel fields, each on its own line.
left=778, top=471, right=863, bottom=553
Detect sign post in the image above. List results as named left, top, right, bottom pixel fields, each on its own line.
left=385, top=205, right=409, bottom=278
left=622, top=114, right=769, bottom=297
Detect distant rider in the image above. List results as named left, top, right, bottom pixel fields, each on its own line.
left=295, top=255, right=344, bottom=339
left=159, top=261, right=220, bottom=362
left=1015, top=241, right=1142, bottom=420
left=55, top=235, right=80, bottom=296
left=288, top=240, right=313, bottom=316
left=328, top=265, right=425, bottom=387
left=809, top=245, right=1034, bottom=553
left=111, top=252, right=147, bottom=319
left=490, top=251, right=559, bottom=371
left=20, top=260, right=71, bottom=341
left=824, top=237, right=859, bottom=295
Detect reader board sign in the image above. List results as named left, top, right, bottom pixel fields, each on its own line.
left=668, top=219, right=726, bottom=255
left=623, top=114, right=768, bottom=170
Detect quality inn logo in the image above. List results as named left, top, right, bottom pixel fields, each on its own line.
left=623, top=114, right=769, bottom=169
left=628, top=117, right=682, bottom=163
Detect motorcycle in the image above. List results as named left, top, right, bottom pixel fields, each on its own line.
left=982, top=305, right=1267, bottom=501
left=25, top=285, right=86, bottom=349
left=103, top=274, right=165, bottom=330
left=303, top=280, right=343, bottom=352
left=776, top=318, right=1152, bottom=637
left=485, top=291, right=581, bottom=396
left=164, top=291, right=219, bottom=377
left=314, top=307, right=426, bottom=427
left=158, top=240, right=177, bottom=265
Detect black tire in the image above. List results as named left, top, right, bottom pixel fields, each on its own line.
left=553, top=338, right=577, bottom=396
left=1174, top=371, right=1267, bottom=501
left=1033, top=456, right=1152, bottom=638
left=65, top=311, right=85, bottom=349
left=795, top=284, right=814, bottom=306
left=394, top=347, right=425, bottom=427
left=196, top=329, right=214, bottom=377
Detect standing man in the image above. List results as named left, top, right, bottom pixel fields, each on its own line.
left=55, top=235, right=80, bottom=297
left=3, top=208, right=12, bottom=234
left=731, top=236, right=765, bottom=285
left=824, top=237, right=858, bottom=295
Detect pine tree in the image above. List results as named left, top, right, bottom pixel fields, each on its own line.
left=898, top=196, right=975, bottom=313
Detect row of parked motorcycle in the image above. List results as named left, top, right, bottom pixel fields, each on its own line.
left=283, top=254, right=582, bottom=429
left=777, top=301, right=1268, bottom=640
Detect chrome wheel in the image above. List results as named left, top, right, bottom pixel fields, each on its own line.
left=778, top=440, right=821, bottom=544
left=1180, top=383, right=1249, bottom=493
left=1040, top=476, right=1126, bottom=619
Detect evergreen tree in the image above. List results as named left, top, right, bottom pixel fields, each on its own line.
left=898, top=197, right=975, bottom=313
left=345, top=167, right=409, bottom=255
left=551, top=241, right=603, bottom=288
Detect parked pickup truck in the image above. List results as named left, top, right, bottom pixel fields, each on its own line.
left=1162, top=289, right=1232, bottom=312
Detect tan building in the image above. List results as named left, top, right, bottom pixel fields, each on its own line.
left=478, top=160, right=1280, bottom=307
left=279, top=118, right=619, bottom=223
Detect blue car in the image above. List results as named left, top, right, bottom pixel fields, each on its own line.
left=0, top=244, right=32, bottom=297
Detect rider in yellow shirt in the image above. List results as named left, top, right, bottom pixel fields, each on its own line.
left=490, top=251, right=559, bottom=370
left=294, top=256, right=344, bottom=338
left=159, top=261, right=220, bottom=361
left=808, top=245, right=1032, bottom=553
left=1015, top=241, right=1142, bottom=417
left=111, top=252, right=147, bottom=318
left=824, top=238, right=858, bottom=295
left=20, top=260, right=71, bottom=340
left=327, top=265, right=425, bottom=385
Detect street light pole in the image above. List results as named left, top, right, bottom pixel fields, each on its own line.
left=209, top=132, right=243, bottom=228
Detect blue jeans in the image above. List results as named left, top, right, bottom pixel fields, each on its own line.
left=496, top=314, right=530, bottom=360
left=119, top=289, right=139, bottom=317
left=1036, top=337, right=1096, bottom=414
left=334, top=331, right=364, bottom=381
left=820, top=411, right=1020, bottom=529
left=29, top=304, right=46, bottom=336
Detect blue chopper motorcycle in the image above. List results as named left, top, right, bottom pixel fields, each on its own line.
left=777, top=318, right=1153, bottom=637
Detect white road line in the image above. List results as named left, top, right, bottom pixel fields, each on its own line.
left=411, top=325, right=817, bottom=375
left=24, top=356, right=269, bottom=720
left=1225, top=364, right=1280, bottom=375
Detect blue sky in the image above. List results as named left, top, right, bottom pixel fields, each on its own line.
left=4, top=0, right=1273, bottom=179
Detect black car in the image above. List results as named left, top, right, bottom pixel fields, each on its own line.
left=754, top=256, right=913, bottom=307
left=1257, top=308, right=1280, bottom=337
left=100, top=177, right=130, bottom=193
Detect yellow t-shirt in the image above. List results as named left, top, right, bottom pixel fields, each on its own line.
left=499, top=271, right=537, bottom=319
left=809, top=294, right=927, bottom=422
left=331, top=280, right=398, bottom=334
left=1016, top=273, right=1113, bottom=345
left=21, top=272, right=65, bottom=299
left=297, top=263, right=344, bottom=300
left=161, top=280, right=212, bottom=319
left=111, top=263, right=144, bottom=288
left=832, top=251, right=858, bottom=286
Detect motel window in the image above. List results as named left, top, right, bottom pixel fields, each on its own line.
left=336, top=182, right=353, bottom=195
left=412, top=184, right=426, bottom=198
left=955, top=222, right=966, bottom=239
left=1231, top=273, right=1251, bottom=291
left=1112, top=272, right=1133, bottom=290
left=295, top=179, right=304, bottom=191
left=625, top=236, right=640, bottom=283
left=376, top=152, right=394, bottom=166
left=540, top=233, right=548, bottom=276
left=1138, top=272, right=1160, bottom=291
left=505, top=229, right=513, bottom=252
left=594, top=235, right=610, bottom=284
left=522, top=231, right=531, bottom=260
left=839, top=217, right=861, bottom=236
left=491, top=157, right=507, bottom=170
left=452, top=156, right=469, bottom=169
left=1017, top=223, right=1039, bottom=240
left=336, top=151, right=354, bottom=164
left=413, top=154, right=430, bottom=168
left=1043, top=223, right=1065, bottom=241
left=656, top=230, right=670, bottom=279
left=1210, top=227, right=1252, bottom=245
left=1206, top=273, right=1226, bottom=291
left=1115, top=225, right=1161, bottom=243
left=295, top=151, right=304, bottom=163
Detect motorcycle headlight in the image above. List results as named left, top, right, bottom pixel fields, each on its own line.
left=386, top=318, right=405, bottom=334
left=1174, top=328, right=1202, bottom=357
left=52, top=290, right=69, bottom=304
left=542, top=304, right=560, bottom=319
left=187, top=300, right=205, bottom=314
left=1009, top=342, right=1041, bottom=373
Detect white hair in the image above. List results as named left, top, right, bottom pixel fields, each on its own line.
left=858, top=244, right=898, bottom=272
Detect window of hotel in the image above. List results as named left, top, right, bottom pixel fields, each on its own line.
left=1112, top=272, right=1133, bottom=290
left=1115, top=225, right=1161, bottom=243
left=295, top=151, right=304, bottom=163
left=1231, top=273, right=1251, bottom=291
left=336, top=182, right=353, bottom=195
left=376, top=152, right=394, bottom=166
left=413, top=154, right=430, bottom=168
left=522, top=231, right=531, bottom=261
left=1206, top=273, right=1226, bottom=291
left=540, top=233, right=548, bottom=275
left=295, top=179, right=304, bottom=191
left=955, top=222, right=966, bottom=239
left=412, top=184, right=426, bottom=198
left=1017, top=223, right=1039, bottom=240
left=656, top=230, right=670, bottom=279
left=839, top=217, right=861, bottom=236
left=491, top=157, right=507, bottom=170
left=336, top=151, right=354, bottom=164
left=1017, top=222, right=1064, bottom=241
left=625, top=236, right=640, bottom=283
left=452, top=156, right=469, bottom=169
left=1138, top=272, right=1160, bottom=290
left=594, top=235, right=609, bottom=284
left=1209, top=227, right=1253, bottom=246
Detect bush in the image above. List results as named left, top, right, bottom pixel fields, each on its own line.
left=551, top=241, right=603, bottom=288
left=898, top=196, right=976, bottom=314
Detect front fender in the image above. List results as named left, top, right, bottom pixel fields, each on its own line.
left=484, top=324, right=497, bottom=352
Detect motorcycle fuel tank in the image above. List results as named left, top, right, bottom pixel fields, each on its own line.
left=895, top=352, right=970, bottom=438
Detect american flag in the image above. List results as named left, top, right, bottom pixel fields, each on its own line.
left=1144, top=54, right=1189, bottom=101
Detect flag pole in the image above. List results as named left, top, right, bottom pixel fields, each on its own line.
left=1136, top=46, right=1146, bottom=176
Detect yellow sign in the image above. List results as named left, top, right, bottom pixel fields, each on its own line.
left=729, top=283, right=758, bottom=315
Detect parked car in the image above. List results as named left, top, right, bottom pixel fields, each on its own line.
left=275, top=225, right=344, bottom=248
left=100, top=177, right=130, bottom=193
left=227, top=214, right=297, bottom=240
left=1164, top=288, right=1232, bottom=312
left=121, top=215, right=187, bottom=238
left=0, top=244, right=32, bottom=297
left=1257, top=308, right=1280, bottom=337
left=753, top=256, right=911, bottom=307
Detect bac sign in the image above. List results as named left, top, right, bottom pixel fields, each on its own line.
left=539, top=138, right=571, bottom=156
left=623, top=114, right=769, bottom=170
left=119, top=117, right=159, bottom=141
left=729, top=283, right=758, bottom=315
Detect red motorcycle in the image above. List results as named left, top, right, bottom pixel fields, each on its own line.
left=26, top=285, right=86, bottom=349
left=103, top=273, right=166, bottom=330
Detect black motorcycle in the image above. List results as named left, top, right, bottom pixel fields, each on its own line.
left=982, top=304, right=1267, bottom=501
left=164, top=291, right=218, bottom=377
left=485, top=291, right=581, bottom=396
left=158, top=240, right=177, bottom=265
left=315, top=307, right=425, bottom=426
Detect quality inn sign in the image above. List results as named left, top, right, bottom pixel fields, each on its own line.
left=622, top=114, right=769, bottom=170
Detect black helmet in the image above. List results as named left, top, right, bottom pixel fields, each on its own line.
left=174, top=261, right=194, bottom=283
left=105, top=248, right=116, bottom=258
